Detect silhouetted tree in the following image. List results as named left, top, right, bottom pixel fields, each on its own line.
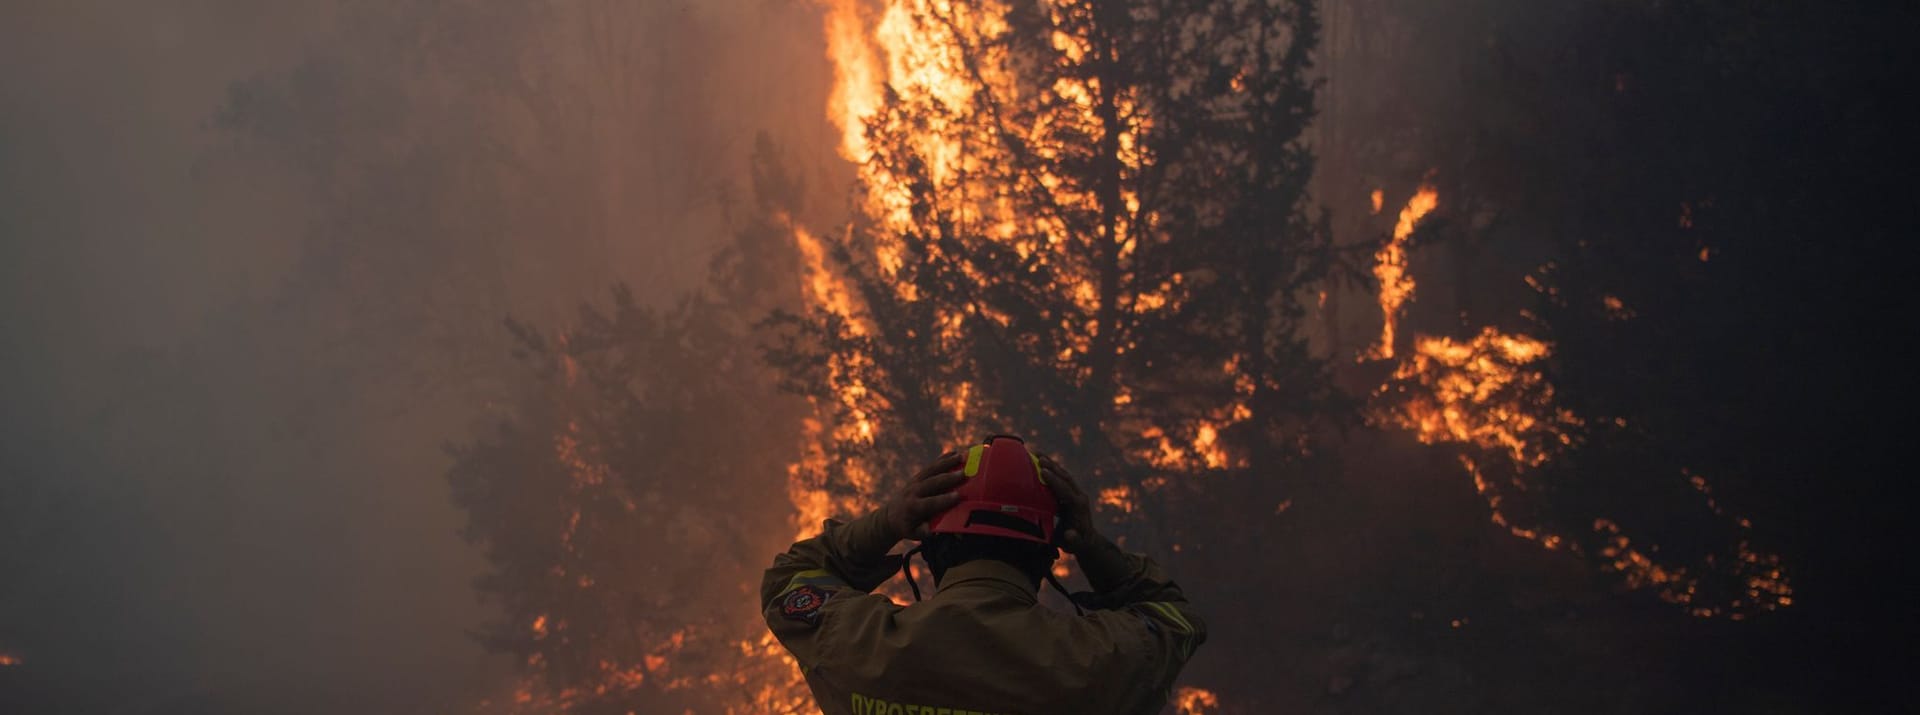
left=447, top=138, right=811, bottom=714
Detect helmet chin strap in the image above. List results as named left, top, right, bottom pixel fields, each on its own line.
left=900, top=543, right=928, bottom=602
left=1045, top=570, right=1085, bottom=617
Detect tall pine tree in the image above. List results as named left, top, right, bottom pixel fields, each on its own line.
left=769, top=0, right=1339, bottom=561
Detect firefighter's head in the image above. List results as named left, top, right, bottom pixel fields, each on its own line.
left=921, top=435, right=1059, bottom=589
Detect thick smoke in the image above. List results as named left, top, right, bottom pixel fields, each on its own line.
left=4, top=0, right=1908, bottom=712
left=1, top=1, right=840, bottom=712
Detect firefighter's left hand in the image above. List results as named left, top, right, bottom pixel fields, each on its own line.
left=881, top=451, right=968, bottom=541
left=1037, top=453, right=1101, bottom=555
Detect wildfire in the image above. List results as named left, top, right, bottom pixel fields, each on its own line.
left=788, top=220, right=867, bottom=332
left=822, top=0, right=1021, bottom=262
left=824, top=0, right=882, bottom=164
left=807, top=0, right=1236, bottom=482
left=760, top=1, right=1238, bottom=708
left=1385, top=331, right=1792, bottom=615
left=0, top=652, right=20, bottom=666
left=491, top=0, right=1801, bottom=707
left=1369, top=186, right=1791, bottom=618
left=815, top=0, right=1155, bottom=352
left=1386, top=328, right=1582, bottom=468
left=493, top=419, right=717, bottom=712
left=1370, top=186, right=1439, bottom=359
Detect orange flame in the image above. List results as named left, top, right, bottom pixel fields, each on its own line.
left=824, top=0, right=882, bottom=164
left=811, top=0, right=1220, bottom=475
left=1370, top=186, right=1438, bottom=359
left=1386, top=328, right=1582, bottom=467
left=1174, top=686, right=1220, bottom=714
left=1369, top=182, right=1791, bottom=617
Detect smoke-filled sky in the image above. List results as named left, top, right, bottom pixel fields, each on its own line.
left=2, top=1, right=842, bottom=711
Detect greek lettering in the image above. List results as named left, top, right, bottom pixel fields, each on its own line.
left=849, top=693, right=999, bottom=715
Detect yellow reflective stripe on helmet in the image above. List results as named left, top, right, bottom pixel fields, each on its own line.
left=777, top=568, right=847, bottom=598
left=964, top=445, right=985, bottom=476
left=1030, top=453, right=1045, bottom=484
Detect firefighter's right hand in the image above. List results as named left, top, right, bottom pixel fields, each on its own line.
left=883, top=451, right=968, bottom=541
left=1038, top=454, right=1100, bottom=555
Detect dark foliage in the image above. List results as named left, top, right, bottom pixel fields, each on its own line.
left=1351, top=0, right=1913, bottom=707
left=446, top=138, right=811, bottom=713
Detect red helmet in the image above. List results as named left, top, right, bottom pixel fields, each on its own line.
left=927, top=434, right=1056, bottom=545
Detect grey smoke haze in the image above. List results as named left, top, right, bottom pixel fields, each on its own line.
left=1, top=1, right=841, bottom=711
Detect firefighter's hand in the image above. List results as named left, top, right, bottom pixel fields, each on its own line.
left=882, top=451, right=968, bottom=541
left=1038, top=454, right=1101, bottom=555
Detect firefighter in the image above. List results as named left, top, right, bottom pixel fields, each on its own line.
left=762, top=435, right=1205, bottom=715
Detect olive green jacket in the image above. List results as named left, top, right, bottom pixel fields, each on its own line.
left=762, top=510, right=1205, bottom=715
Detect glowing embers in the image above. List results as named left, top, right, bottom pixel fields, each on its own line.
left=1380, top=332, right=1793, bottom=617
left=0, top=651, right=20, bottom=666
left=498, top=629, right=722, bottom=712
left=1594, top=470, right=1795, bottom=619
left=1174, top=686, right=1220, bottom=714
left=554, top=422, right=611, bottom=489
left=1364, top=183, right=1791, bottom=619
left=1385, top=328, right=1788, bottom=611
left=1600, top=294, right=1636, bottom=321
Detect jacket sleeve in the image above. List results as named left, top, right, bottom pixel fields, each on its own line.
left=1073, top=537, right=1207, bottom=712
left=760, top=508, right=903, bottom=670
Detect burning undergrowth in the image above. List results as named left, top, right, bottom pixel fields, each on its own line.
left=1364, top=188, right=1792, bottom=620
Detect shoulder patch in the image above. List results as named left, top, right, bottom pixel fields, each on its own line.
left=781, top=584, right=832, bottom=625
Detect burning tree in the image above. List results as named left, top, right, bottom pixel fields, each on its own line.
left=772, top=0, right=1341, bottom=559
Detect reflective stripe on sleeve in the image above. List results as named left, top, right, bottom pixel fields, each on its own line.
left=1134, top=601, right=1198, bottom=658
left=776, top=568, right=849, bottom=598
